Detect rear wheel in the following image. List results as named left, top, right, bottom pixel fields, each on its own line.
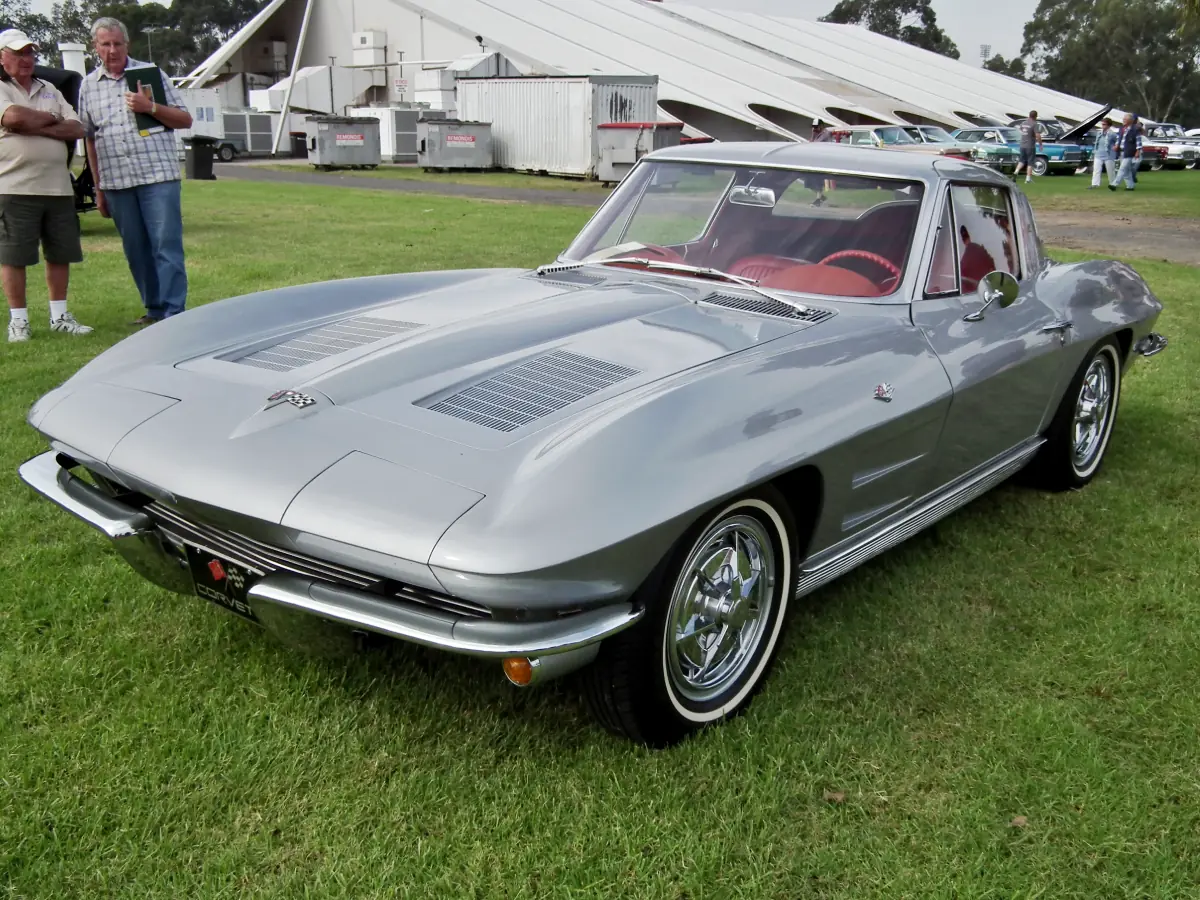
left=583, top=487, right=797, bottom=747
left=1026, top=339, right=1122, bottom=491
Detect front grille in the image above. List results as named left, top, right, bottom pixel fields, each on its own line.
left=145, top=501, right=491, bottom=619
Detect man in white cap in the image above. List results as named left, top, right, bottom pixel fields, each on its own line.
left=0, top=28, right=91, bottom=342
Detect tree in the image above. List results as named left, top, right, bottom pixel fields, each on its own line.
left=983, top=53, right=1026, bottom=80
left=38, top=0, right=268, bottom=74
left=1021, top=0, right=1200, bottom=123
left=0, top=0, right=54, bottom=48
left=819, top=0, right=960, bottom=59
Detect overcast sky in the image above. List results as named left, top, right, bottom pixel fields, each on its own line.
left=26, top=0, right=1039, bottom=62
left=679, top=0, right=1039, bottom=60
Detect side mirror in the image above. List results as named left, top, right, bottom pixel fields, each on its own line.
left=964, top=270, right=1019, bottom=321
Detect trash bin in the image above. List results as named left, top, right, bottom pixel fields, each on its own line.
left=304, top=116, right=381, bottom=169
left=183, top=136, right=216, bottom=180
left=289, top=132, right=307, bottom=159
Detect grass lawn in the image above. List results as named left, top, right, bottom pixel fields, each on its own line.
left=1018, top=165, right=1200, bottom=217
left=262, top=161, right=616, bottom=196
left=2, top=179, right=1199, bottom=898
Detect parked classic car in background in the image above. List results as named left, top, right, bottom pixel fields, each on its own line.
left=20, top=143, right=1168, bottom=747
left=902, top=124, right=1018, bottom=172
left=952, top=125, right=1085, bottom=175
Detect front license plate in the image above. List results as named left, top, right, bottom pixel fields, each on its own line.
left=185, top=544, right=261, bottom=622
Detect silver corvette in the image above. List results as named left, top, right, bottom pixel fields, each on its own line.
left=20, top=143, right=1169, bottom=747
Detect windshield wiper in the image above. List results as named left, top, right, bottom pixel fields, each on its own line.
left=535, top=256, right=812, bottom=315
left=595, top=258, right=814, bottom=315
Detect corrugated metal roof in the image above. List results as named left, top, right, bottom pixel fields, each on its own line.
left=185, top=0, right=1121, bottom=141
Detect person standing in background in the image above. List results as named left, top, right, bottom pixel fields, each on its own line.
left=0, top=28, right=92, bottom=342
left=1111, top=113, right=1139, bottom=191
left=1089, top=118, right=1118, bottom=189
left=78, top=16, right=193, bottom=326
left=1012, top=110, right=1043, bottom=184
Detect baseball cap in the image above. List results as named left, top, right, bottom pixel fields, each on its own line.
left=0, top=29, right=38, bottom=51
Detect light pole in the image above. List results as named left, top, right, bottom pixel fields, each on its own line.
left=328, top=55, right=336, bottom=114
left=145, top=26, right=167, bottom=63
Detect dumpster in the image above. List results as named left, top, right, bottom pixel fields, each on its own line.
left=183, top=136, right=216, bottom=180
left=289, top=131, right=307, bottom=159
left=597, top=121, right=684, bottom=183
left=304, top=116, right=381, bottom=169
left=417, top=118, right=493, bottom=170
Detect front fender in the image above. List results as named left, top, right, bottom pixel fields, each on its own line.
left=428, top=310, right=953, bottom=605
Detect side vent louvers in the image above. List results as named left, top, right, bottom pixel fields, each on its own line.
left=425, top=350, right=640, bottom=432
left=701, top=292, right=836, bottom=324
left=233, top=315, right=420, bottom=372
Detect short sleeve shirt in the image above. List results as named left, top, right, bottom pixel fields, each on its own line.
left=0, top=77, right=79, bottom=196
left=78, top=57, right=187, bottom=191
left=1018, top=119, right=1038, bottom=151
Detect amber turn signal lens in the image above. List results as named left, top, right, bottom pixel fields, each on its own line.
left=502, top=657, right=534, bottom=686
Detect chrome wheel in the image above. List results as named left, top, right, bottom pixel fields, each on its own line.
left=1071, top=351, right=1115, bottom=476
left=664, top=514, right=777, bottom=705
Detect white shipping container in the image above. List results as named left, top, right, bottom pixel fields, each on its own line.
left=455, top=75, right=659, bottom=178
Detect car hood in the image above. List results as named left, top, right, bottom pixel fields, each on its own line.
left=40, top=270, right=812, bottom=528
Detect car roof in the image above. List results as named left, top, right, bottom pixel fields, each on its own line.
left=644, top=141, right=1009, bottom=185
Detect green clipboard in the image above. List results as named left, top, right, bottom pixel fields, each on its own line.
left=123, top=64, right=172, bottom=137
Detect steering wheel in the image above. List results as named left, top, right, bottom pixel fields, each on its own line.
left=817, top=249, right=901, bottom=281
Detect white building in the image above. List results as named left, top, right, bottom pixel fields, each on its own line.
left=179, top=0, right=1115, bottom=155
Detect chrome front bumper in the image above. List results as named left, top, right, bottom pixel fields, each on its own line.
left=18, top=450, right=643, bottom=667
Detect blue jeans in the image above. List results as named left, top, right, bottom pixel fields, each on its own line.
left=106, top=179, right=187, bottom=319
left=1115, top=157, right=1137, bottom=189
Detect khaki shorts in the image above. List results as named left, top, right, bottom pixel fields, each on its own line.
left=0, top=194, right=83, bottom=267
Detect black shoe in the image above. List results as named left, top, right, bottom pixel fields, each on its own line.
left=131, top=314, right=162, bottom=326
left=1108, top=184, right=1116, bottom=191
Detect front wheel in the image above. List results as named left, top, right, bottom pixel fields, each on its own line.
left=1032, top=156, right=1049, bottom=176
left=1026, top=339, right=1122, bottom=491
left=583, top=487, right=797, bottom=747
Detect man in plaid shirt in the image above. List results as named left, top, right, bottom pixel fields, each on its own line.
left=78, top=17, right=192, bottom=325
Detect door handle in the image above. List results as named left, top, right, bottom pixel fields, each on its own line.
left=1041, top=320, right=1073, bottom=343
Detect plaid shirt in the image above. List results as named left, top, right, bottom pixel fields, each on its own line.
left=78, top=57, right=186, bottom=191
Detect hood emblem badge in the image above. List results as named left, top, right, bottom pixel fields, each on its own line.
left=874, top=383, right=894, bottom=402
left=267, top=389, right=317, bottom=409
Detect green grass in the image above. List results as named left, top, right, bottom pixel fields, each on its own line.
left=3, top=180, right=1200, bottom=898
left=1019, top=166, right=1200, bottom=217
left=263, top=162, right=616, bottom=195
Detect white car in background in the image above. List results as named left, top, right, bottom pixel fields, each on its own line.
left=1144, top=123, right=1200, bottom=170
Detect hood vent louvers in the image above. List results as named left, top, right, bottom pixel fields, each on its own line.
left=527, top=269, right=609, bottom=288
left=424, top=350, right=640, bottom=432
left=232, top=315, right=421, bottom=372
left=700, top=291, right=836, bottom=324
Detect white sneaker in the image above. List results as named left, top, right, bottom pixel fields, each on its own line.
left=7, top=318, right=30, bottom=342
left=49, top=311, right=93, bottom=335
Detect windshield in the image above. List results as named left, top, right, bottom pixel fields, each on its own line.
left=916, top=126, right=955, bottom=143
left=560, top=160, right=926, bottom=299
left=993, top=128, right=1022, bottom=143
left=875, top=126, right=917, bottom=144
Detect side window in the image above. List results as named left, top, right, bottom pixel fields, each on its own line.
left=924, top=199, right=959, bottom=296
left=949, top=184, right=1021, bottom=292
